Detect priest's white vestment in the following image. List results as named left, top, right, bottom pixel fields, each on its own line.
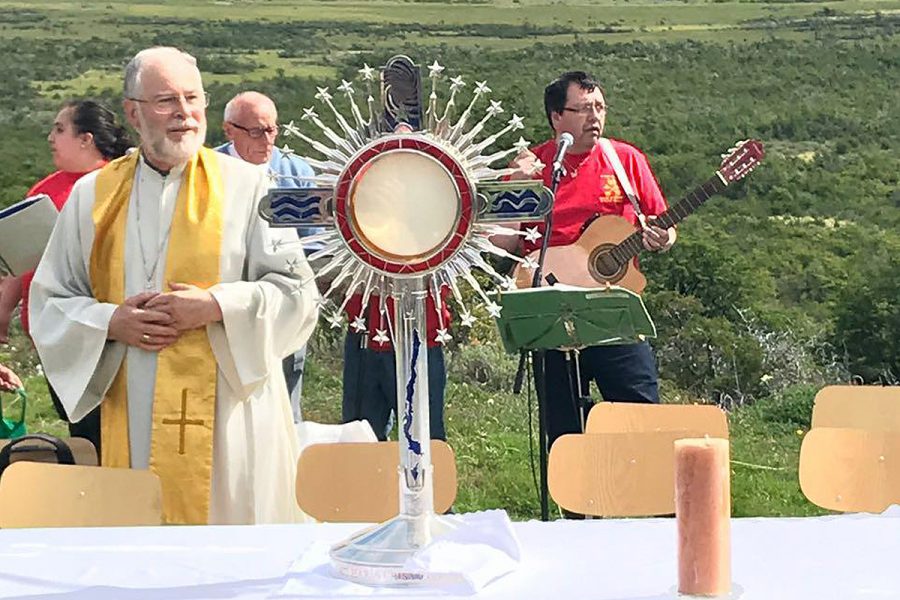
left=29, top=151, right=319, bottom=524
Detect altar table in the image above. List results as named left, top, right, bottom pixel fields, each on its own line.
left=1, top=512, right=897, bottom=599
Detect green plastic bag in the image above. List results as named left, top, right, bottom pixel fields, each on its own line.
left=0, top=388, right=27, bottom=439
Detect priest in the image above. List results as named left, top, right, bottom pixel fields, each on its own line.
left=29, top=46, right=319, bottom=525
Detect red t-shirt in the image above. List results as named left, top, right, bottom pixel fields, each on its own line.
left=345, top=288, right=452, bottom=351
left=522, top=138, right=668, bottom=254
left=21, top=169, right=99, bottom=334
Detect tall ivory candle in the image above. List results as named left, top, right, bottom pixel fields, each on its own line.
left=675, top=437, right=731, bottom=597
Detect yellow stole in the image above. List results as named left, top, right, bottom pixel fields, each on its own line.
left=90, top=148, right=223, bottom=524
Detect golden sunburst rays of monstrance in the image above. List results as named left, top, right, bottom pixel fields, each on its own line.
left=259, top=56, right=553, bottom=586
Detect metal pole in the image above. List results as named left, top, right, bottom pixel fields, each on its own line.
left=393, top=277, right=435, bottom=544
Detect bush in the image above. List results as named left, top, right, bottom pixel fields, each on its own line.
left=445, top=341, right=519, bottom=393
left=752, top=384, right=818, bottom=430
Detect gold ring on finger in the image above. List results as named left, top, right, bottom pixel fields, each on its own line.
left=141, top=333, right=150, bottom=343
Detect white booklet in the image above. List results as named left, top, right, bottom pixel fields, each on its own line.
left=0, top=194, right=59, bottom=275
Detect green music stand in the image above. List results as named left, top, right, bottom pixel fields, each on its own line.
left=495, top=284, right=656, bottom=353
left=494, top=284, right=656, bottom=520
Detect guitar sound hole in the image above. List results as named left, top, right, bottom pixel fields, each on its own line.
left=588, top=245, right=625, bottom=284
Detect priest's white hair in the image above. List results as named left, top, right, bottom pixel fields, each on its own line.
left=124, top=46, right=198, bottom=98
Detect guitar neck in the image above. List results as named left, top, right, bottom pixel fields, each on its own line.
left=611, top=173, right=727, bottom=265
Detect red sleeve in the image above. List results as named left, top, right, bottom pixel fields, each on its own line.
left=27, top=171, right=77, bottom=211
left=625, top=147, right=668, bottom=217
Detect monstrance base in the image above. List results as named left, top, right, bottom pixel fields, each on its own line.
left=329, top=512, right=459, bottom=587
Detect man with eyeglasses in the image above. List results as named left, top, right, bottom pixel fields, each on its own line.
left=216, top=91, right=318, bottom=425
left=29, top=46, right=319, bottom=525
left=217, top=91, right=314, bottom=186
left=497, top=71, right=676, bottom=459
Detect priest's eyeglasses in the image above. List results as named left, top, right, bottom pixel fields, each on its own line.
left=228, top=122, right=279, bottom=139
left=562, top=103, right=608, bottom=116
left=128, top=92, right=210, bottom=114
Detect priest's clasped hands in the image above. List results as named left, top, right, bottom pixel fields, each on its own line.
left=107, top=283, right=223, bottom=351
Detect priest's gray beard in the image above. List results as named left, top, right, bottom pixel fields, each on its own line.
left=137, top=111, right=206, bottom=166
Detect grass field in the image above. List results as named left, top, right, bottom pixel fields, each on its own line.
left=4, top=0, right=897, bottom=26
left=3, top=0, right=899, bottom=97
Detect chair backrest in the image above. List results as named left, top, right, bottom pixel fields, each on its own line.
left=585, top=402, right=728, bottom=438
left=0, top=435, right=98, bottom=474
left=799, top=427, right=900, bottom=513
left=0, top=462, right=162, bottom=528
left=296, top=440, right=457, bottom=522
left=548, top=431, right=701, bottom=517
left=811, top=386, right=900, bottom=431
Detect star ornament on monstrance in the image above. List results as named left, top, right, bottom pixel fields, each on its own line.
left=259, top=57, right=554, bottom=346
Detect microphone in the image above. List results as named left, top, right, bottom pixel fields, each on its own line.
left=551, top=132, right=575, bottom=177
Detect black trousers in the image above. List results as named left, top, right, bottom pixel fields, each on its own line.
left=542, top=341, right=659, bottom=448
left=342, top=332, right=447, bottom=441
left=49, top=384, right=102, bottom=457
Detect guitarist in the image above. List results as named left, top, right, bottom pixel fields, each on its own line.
left=495, top=71, right=677, bottom=450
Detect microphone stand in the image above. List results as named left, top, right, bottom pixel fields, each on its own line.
left=513, top=162, right=565, bottom=521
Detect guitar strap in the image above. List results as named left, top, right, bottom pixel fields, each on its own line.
left=599, top=138, right=647, bottom=229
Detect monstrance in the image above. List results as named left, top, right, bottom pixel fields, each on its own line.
left=260, top=56, right=552, bottom=586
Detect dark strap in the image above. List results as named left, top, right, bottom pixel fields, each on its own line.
left=0, top=434, right=76, bottom=478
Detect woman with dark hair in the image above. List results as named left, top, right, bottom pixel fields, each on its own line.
left=59, top=99, right=133, bottom=165
left=1, top=100, right=132, bottom=338
left=0, top=100, right=132, bottom=450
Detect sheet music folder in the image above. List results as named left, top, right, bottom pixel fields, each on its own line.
left=0, top=194, right=58, bottom=275
left=494, top=284, right=656, bottom=353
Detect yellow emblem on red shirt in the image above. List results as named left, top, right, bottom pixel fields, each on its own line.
left=599, top=174, right=624, bottom=204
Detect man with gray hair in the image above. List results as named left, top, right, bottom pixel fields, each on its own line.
left=216, top=91, right=318, bottom=424
left=30, top=46, right=319, bottom=525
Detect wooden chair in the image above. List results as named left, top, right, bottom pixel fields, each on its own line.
left=0, top=462, right=162, bottom=528
left=296, top=440, right=457, bottom=522
left=811, top=385, right=900, bottom=431
left=585, top=402, right=728, bottom=438
left=799, top=427, right=900, bottom=513
left=549, top=431, right=710, bottom=517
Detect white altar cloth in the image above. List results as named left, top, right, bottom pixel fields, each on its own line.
left=1, top=512, right=898, bottom=599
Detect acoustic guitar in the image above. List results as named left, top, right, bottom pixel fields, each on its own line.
left=514, top=139, right=765, bottom=293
